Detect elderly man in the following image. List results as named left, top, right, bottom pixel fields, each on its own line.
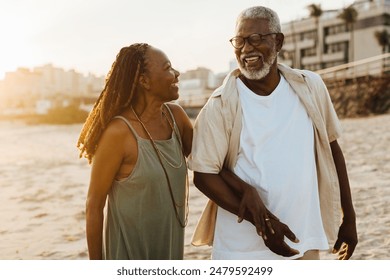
left=189, top=6, right=357, bottom=260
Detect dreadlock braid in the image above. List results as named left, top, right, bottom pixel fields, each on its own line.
left=77, top=43, right=149, bottom=163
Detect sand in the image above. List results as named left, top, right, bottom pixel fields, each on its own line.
left=0, top=114, right=389, bottom=260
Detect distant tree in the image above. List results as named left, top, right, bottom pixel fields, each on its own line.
left=374, top=29, right=390, bottom=54
left=307, top=4, right=323, bottom=69
left=374, top=29, right=390, bottom=73
left=338, top=5, right=358, bottom=62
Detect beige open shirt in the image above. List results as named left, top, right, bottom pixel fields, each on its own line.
left=188, top=64, right=342, bottom=248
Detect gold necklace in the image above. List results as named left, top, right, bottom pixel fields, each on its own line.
left=131, top=105, right=188, bottom=227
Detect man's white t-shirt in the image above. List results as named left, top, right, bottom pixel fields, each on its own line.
left=212, top=75, right=329, bottom=259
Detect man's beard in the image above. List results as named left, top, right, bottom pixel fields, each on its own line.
left=238, top=48, right=278, bottom=80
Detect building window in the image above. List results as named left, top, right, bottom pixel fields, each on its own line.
left=326, top=24, right=348, bottom=36
left=326, top=42, right=347, bottom=54
left=284, top=34, right=297, bottom=45
left=301, top=47, right=317, bottom=57
left=300, top=30, right=316, bottom=41
left=304, top=63, right=322, bottom=71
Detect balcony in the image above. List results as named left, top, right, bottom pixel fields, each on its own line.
left=322, top=51, right=345, bottom=62
left=302, top=55, right=320, bottom=65
left=325, top=32, right=350, bottom=44
left=296, top=38, right=316, bottom=49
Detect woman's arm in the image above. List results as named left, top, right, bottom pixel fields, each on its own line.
left=219, top=169, right=281, bottom=223
left=167, top=103, right=193, bottom=157
left=85, top=122, right=126, bottom=259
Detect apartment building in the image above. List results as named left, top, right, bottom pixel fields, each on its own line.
left=280, top=0, right=390, bottom=71
left=0, top=64, right=104, bottom=114
left=178, top=67, right=216, bottom=108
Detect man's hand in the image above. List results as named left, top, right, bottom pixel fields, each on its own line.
left=332, top=219, right=358, bottom=260
left=263, top=217, right=300, bottom=257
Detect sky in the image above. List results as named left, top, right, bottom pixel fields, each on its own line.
left=0, top=0, right=356, bottom=79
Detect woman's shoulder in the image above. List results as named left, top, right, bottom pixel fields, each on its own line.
left=165, top=103, right=190, bottom=122
left=165, top=102, right=192, bottom=131
left=101, top=117, right=133, bottom=142
left=166, top=102, right=186, bottom=114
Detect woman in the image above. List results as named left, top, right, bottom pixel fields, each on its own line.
left=77, top=43, right=192, bottom=260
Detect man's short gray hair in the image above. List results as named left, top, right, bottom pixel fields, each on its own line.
left=237, top=6, right=281, bottom=33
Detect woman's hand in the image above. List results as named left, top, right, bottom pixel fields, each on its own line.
left=237, top=185, right=274, bottom=240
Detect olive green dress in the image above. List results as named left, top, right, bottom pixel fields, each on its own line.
left=103, top=108, right=186, bottom=260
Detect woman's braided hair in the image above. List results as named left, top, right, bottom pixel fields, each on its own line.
left=77, top=43, right=150, bottom=163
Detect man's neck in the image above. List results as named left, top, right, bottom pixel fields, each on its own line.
left=240, top=68, right=281, bottom=96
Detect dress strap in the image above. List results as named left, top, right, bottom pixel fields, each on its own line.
left=163, top=103, right=182, bottom=145
left=163, top=103, right=176, bottom=124
left=113, top=116, right=139, bottom=139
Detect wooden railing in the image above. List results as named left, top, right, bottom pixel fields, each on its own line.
left=317, top=53, right=390, bottom=117
left=316, top=53, right=390, bottom=82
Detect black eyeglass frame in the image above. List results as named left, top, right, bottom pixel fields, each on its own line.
left=229, top=32, right=279, bottom=49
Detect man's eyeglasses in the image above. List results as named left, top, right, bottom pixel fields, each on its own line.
left=229, top=33, right=278, bottom=49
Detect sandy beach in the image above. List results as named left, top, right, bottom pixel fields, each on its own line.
left=0, top=114, right=389, bottom=260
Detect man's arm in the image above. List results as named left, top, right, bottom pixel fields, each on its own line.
left=194, top=171, right=299, bottom=257
left=330, top=140, right=358, bottom=260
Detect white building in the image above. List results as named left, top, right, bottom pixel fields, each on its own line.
left=0, top=64, right=104, bottom=113
left=280, top=0, right=390, bottom=71
left=178, top=67, right=215, bottom=108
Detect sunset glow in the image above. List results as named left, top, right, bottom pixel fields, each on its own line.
left=0, top=15, right=29, bottom=79
left=0, top=0, right=355, bottom=80
left=0, top=1, right=50, bottom=79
